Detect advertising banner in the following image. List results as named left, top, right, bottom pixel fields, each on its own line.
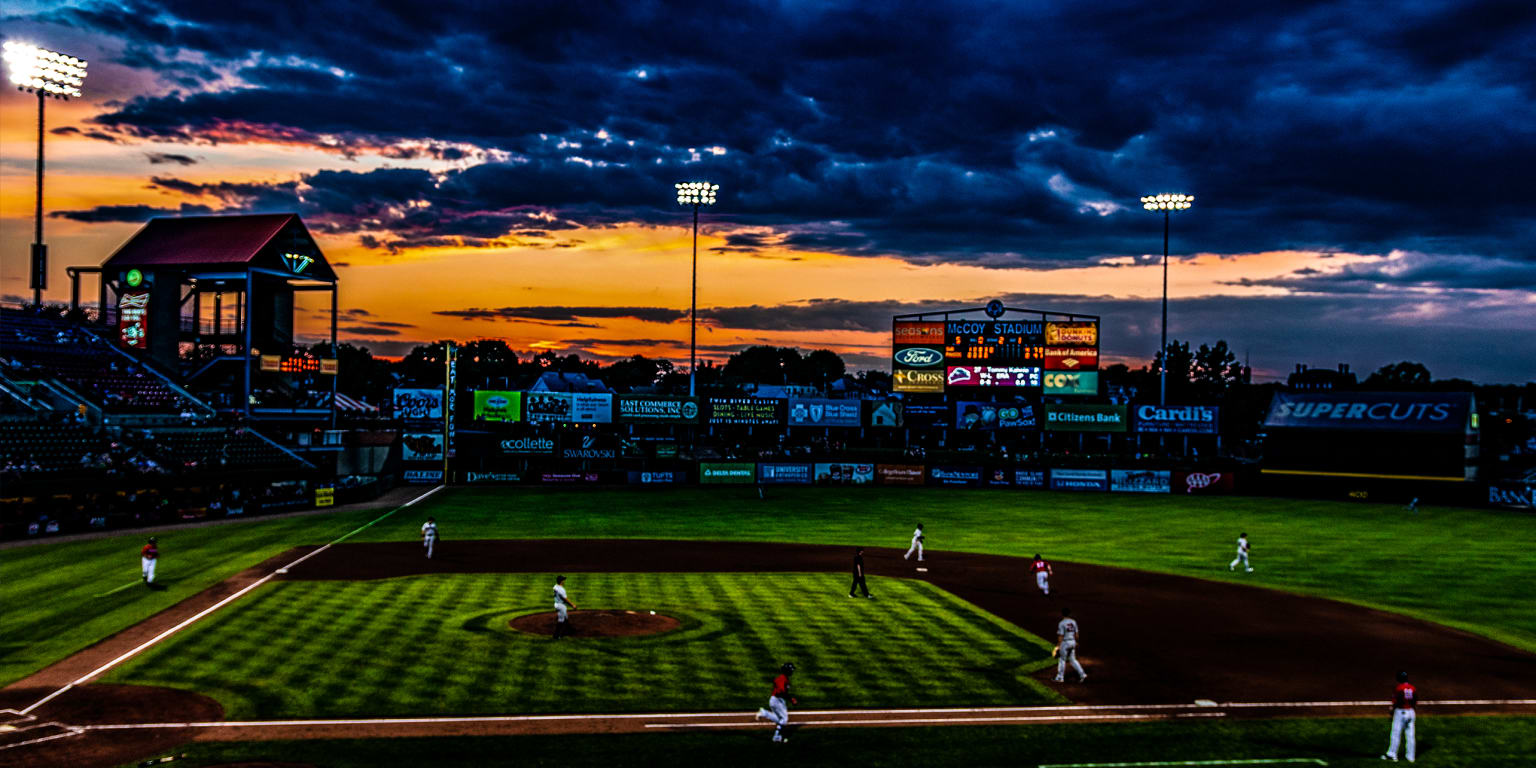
left=1043, top=347, right=1098, bottom=371
left=571, top=393, right=614, bottom=423
left=401, top=432, right=444, bottom=462
left=894, top=320, right=946, bottom=345
left=930, top=465, right=983, bottom=486
left=699, top=462, right=757, bottom=484
left=1050, top=468, right=1108, bottom=491
left=788, top=398, right=862, bottom=427
left=541, top=472, right=601, bottom=484
left=1264, top=392, right=1473, bottom=433
left=118, top=290, right=150, bottom=349
left=1174, top=470, right=1237, bottom=495
left=629, top=471, right=684, bottom=485
left=707, top=397, right=784, bottom=425
left=866, top=401, right=905, bottom=428
left=403, top=469, right=444, bottom=484
left=814, top=462, right=875, bottom=484
left=1044, top=404, right=1128, bottom=432
left=1488, top=483, right=1534, bottom=509
left=473, top=391, right=522, bottom=422
left=1134, top=404, right=1219, bottom=434
left=877, top=464, right=926, bottom=485
left=465, top=471, right=523, bottom=484
left=393, top=388, right=444, bottom=421
left=560, top=433, right=617, bottom=460
left=955, top=400, right=1038, bottom=430
left=1110, top=469, right=1171, bottom=493
left=1043, top=371, right=1099, bottom=395
left=946, top=366, right=1042, bottom=387
left=1014, top=469, right=1047, bottom=488
left=893, top=368, right=945, bottom=393
left=1044, top=321, right=1099, bottom=346
left=758, top=463, right=814, bottom=485
left=498, top=436, right=556, bottom=455
left=987, top=468, right=1015, bottom=487
left=617, top=396, right=701, bottom=423
left=524, top=392, right=573, bottom=423
left=893, top=346, right=945, bottom=369
left=902, top=400, right=950, bottom=429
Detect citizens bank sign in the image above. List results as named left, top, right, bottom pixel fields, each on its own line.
left=1134, top=404, right=1218, bottom=434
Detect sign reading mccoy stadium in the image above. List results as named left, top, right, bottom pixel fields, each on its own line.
left=1264, top=392, right=1473, bottom=433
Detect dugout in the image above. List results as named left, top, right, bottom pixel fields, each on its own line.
left=1259, top=391, right=1479, bottom=503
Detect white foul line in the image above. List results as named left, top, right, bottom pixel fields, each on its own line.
left=1039, top=759, right=1327, bottom=768
left=19, top=485, right=446, bottom=717
left=644, top=713, right=1229, bottom=728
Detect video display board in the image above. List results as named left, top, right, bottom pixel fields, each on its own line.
left=524, top=392, right=572, bottom=423
left=944, top=319, right=1045, bottom=365
left=893, top=307, right=1099, bottom=392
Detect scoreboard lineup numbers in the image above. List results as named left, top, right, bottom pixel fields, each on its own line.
left=892, top=313, right=1100, bottom=392
left=944, top=319, right=1045, bottom=364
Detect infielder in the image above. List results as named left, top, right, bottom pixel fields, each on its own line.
left=1229, top=532, right=1253, bottom=572
left=140, top=536, right=159, bottom=585
left=754, top=662, right=796, bottom=743
left=1383, top=670, right=1417, bottom=762
left=1031, top=554, right=1053, bottom=595
left=903, top=523, right=925, bottom=562
left=552, top=575, right=577, bottom=640
left=421, top=517, right=438, bottom=559
left=1054, top=607, right=1086, bottom=682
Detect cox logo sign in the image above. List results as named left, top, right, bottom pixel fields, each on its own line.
left=894, top=347, right=943, bottom=367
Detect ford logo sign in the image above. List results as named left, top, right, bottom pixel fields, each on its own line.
left=894, top=347, right=943, bottom=367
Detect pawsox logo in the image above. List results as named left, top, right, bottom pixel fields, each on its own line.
left=894, top=347, right=943, bottom=367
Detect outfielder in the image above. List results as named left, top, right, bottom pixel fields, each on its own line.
left=1229, top=532, right=1253, bottom=572
left=903, top=523, right=925, bottom=562
left=421, top=517, right=438, bottom=559
left=140, top=536, right=159, bottom=585
left=754, top=662, right=796, bottom=743
left=1383, top=670, right=1417, bottom=762
left=1054, top=607, right=1086, bottom=682
left=1031, top=554, right=1053, bottom=595
left=552, top=575, right=577, bottom=640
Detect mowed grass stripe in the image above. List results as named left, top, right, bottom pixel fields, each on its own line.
left=103, top=573, right=1060, bottom=719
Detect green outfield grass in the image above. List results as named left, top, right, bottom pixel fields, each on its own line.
left=103, top=572, right=1059, bottom=718
left=8, top=485, right=1536, bottom=691
left=120, top=716, right=1536, bottom=767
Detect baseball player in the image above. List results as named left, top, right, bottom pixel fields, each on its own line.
left=421, top=517, right=438, bottom=559
left=140, top=536, right=159, bottom=585
left=1229, top=532, right=1253, bottom=572
left=849, top=547, right=872, bottom=599
left=1031, top=554, right=1053, bottom=595
left=1054, top=607, right=1086, bottom=682
left=552, top=575, right=577, bottom=640
left=903, top=523, right=925, bottom=562
left=1382, top=670, right=1417, bottom=762
left=754, top=662, right=796, bottom=743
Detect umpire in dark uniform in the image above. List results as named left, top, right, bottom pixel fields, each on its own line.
left=849, top=547, right=873, bottom=599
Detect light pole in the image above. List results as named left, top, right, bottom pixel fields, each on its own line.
left=4, top=41, right=89, bottom=308
left=1140, top=193, right=1193, bottom=406
left=674, top=181, right=718, bottom=397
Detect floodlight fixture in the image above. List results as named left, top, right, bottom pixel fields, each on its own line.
left=1141, top=192, right=1195, bottom=409
left=4, top=41, right=88, bottom=99
left=1140, top=193, right=1193, bottom=211
left=675, top=181, right=719, bottom=207
left=673, top=181, right=720, bottom=397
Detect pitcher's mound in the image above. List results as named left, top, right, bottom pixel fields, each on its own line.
left=510, top=610, right=681, bottom=638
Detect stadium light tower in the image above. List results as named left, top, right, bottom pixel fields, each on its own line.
left=4, top=41, right=89, bottom=307
left=675, top=181, right=718, bottom=397
left=1140, top=193, right=1193, bottom=407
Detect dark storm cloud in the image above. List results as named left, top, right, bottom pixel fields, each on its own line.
left=50, top=202, right=214, bottom=222
left=1228, top=252, right=1536, bottom=292
left=144, top=152, right=198, bottom=165
left=434, top=306, right=687, bottom=323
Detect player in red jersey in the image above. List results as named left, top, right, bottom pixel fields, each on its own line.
left=753, top=662, right=796, bottom=743
left=1382, top=670, right=1416, bottom=762
left=140, top=536, right=159, bottom=586
left=1031, top=554, right=1053, bottom=595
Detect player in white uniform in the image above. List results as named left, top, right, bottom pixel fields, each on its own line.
left=552, top=575, right=577, bottom=640
left=1054, top=607, right=1086, bottom=682
left=421, top=517, right=438, bottom=559
left=903, top=523, right=925, bottom=562
left=1229, top=532, right=1252, bottom=572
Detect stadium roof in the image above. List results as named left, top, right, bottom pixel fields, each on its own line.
left=99, top=213, right=336, bottom=281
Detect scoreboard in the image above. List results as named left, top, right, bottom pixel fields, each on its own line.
left=893, top=308, right=1099, bottom=394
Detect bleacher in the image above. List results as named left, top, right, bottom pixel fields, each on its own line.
left=139, top=427, right=309, bottom=472
left=0, top=423, right=140, bottom=474
left=0, top=309, right=198, bottom=413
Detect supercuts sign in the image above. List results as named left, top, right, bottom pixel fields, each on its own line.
left=1265, top=392, right=1472, bottom=434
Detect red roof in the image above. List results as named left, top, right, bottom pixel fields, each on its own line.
left=100, top=213, right=300, bottom=268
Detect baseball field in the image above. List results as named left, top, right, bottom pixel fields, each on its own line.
left=2, top=486, right=1534, bottom=767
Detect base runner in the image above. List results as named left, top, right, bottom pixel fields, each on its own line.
left=754, top=662, right=796, bottom=743
left=1031, top=554, right=1052, bottom=595
left=1382, top=670, right=1417, bottom=762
